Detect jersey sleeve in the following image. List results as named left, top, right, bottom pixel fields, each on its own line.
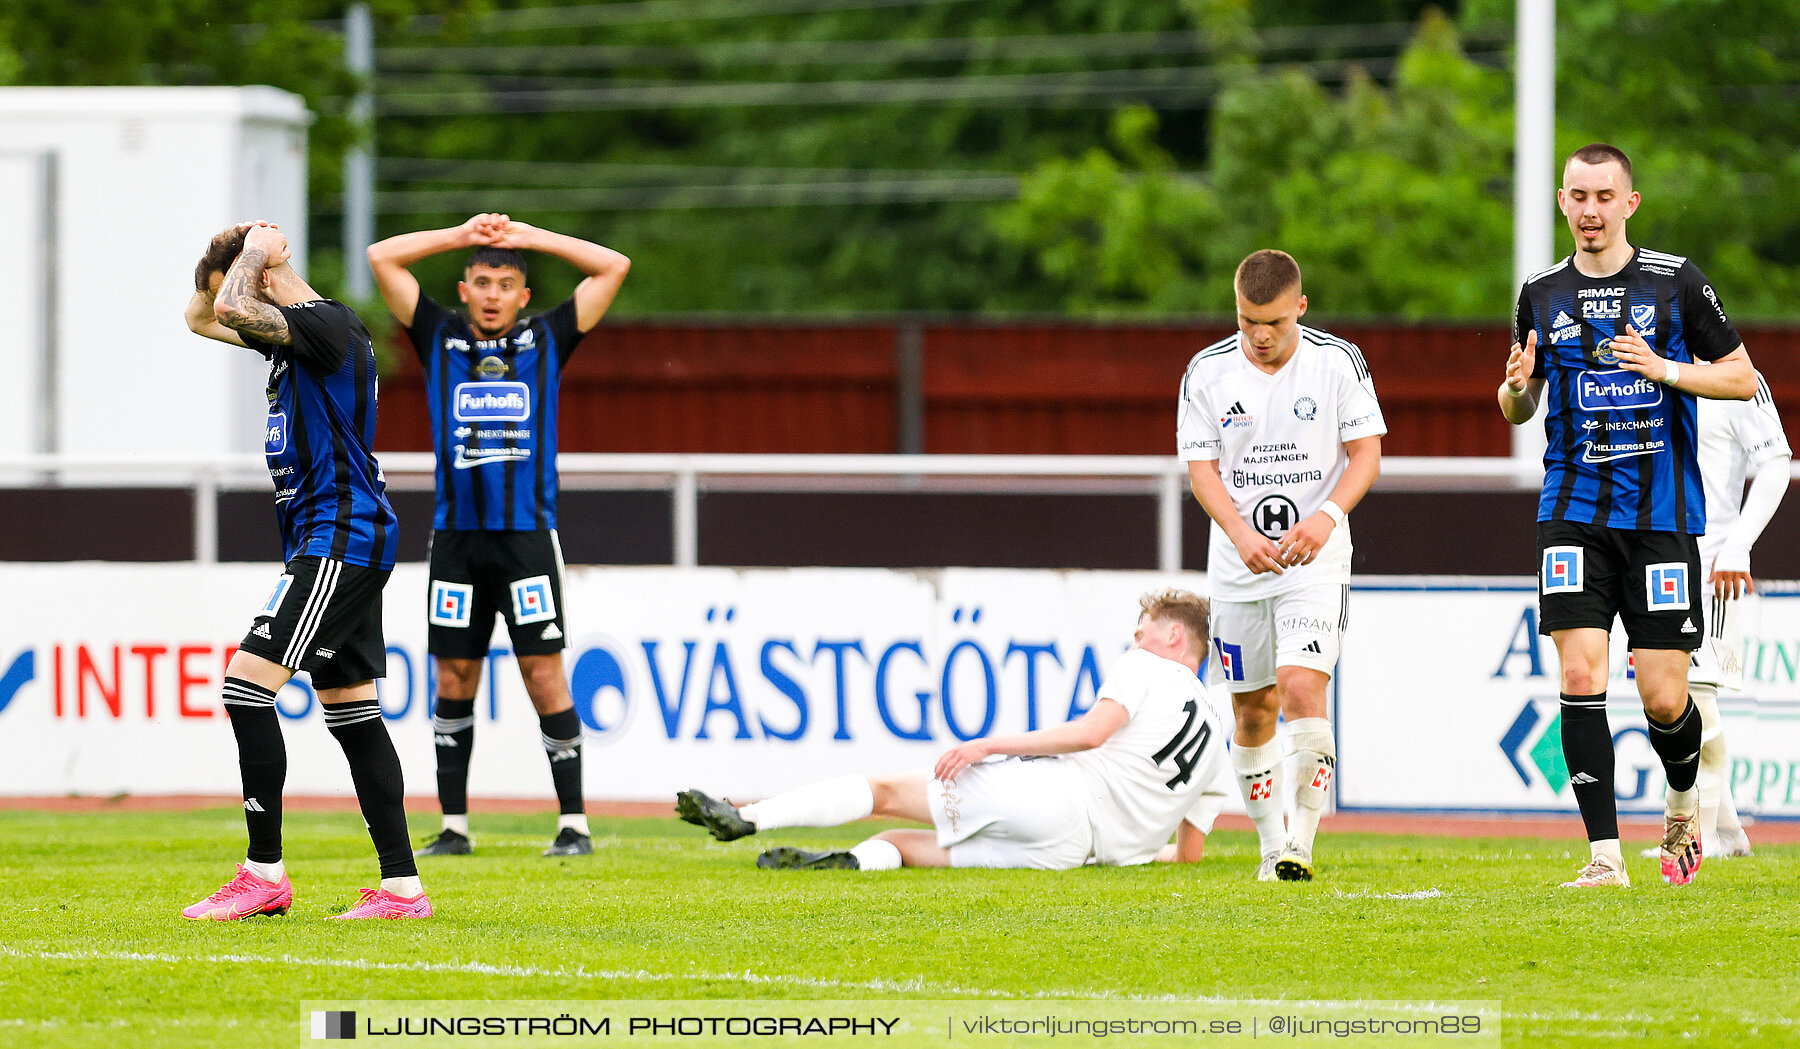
left=1176, top=361, right=1222, bottom=462
left=541, top=298, right=585, bottom=367
left=1095, top=649, right=1155, bottom=720
left=1336, top=346, right=1387, bottom=443
left=403, top=294, right=453, bottom=366
left=1678, top=262, right=1743, bottom=362
left=1736, top=375, right=1792, bottom=467
left=276, top=300, right=353, bottom=375
left=1516, top=289, right=1546, bottom=379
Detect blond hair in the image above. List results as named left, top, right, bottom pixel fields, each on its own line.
left=1139, top=588, right=1211, bottom=660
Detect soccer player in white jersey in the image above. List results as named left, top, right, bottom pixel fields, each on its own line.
left=675, top=590, right=1229, bottom=872
left=1639, top=372, right=1788, bottom=860
left=1176, top=250, right=1386, bottom=881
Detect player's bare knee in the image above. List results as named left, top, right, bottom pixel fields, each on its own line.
left=435, top=657, right=482, bottom=698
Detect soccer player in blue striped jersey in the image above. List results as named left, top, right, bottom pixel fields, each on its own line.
left=180, top=222, right=429, bottom=920
left=1499, top=144, right=1759, bottom=889
left=368, top=214, right=630, bottom=858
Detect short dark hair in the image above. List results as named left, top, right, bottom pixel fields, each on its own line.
left=1566, top=143, right=1633, bottom=186
left=194, top=224, right=249, bottom=291
left=466, top=246, right=528, bottom=281
left=1234, top=249, right=1302, bottom=305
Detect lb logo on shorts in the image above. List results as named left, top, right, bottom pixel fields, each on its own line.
left=1541, top=547, right=1583, bottom=594
left=1646, top=563, right=1691, bottom=610
left=511, top=575, right=558, bottom=625
left=1213, top=639, right=1245, bottom=682
left=430, top=581, right=474, bottom=628
left=258, top=575, right=293, bottom=618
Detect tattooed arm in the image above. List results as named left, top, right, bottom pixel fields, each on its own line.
left=184, top=287, right=247, bottom=347
left=213, top=226, right=292, bottom=345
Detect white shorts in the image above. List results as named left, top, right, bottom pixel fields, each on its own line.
left=927, top=757, right=1093, bottom=870
left=1209, top=584, right=1348, bottom=693
left=1691, top=591, right=1749, bottom=690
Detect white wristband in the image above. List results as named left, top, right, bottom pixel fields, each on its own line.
left=1662, top=359, right=1680, bottom=385
left=1320, top=501, right=1347, bottom=526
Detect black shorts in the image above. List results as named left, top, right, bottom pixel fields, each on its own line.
left=239, top=556, right=390, bottom=690
left=427, top=529, right=568, bottom=659
left=1537, top=520, right=1703, bottom=650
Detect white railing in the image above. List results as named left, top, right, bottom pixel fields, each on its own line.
left=0, top=452, right=1559, bottom=568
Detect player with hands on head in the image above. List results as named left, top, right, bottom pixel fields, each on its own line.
left=1501, top=143, right=1757, bottom=890
left=1177, top=249, right=1386, bottom=882
left=367, top=213, right=629, bottom=858
left=675, top=590, right=1230, bottom=872
left=180, top=221, right=430, bottom=920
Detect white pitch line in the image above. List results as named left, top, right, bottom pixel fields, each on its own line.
left=1329, top=887, right=1445, bottom=900
left=0, top=946, right=1465, bottom=1010
left=7, top=946, right=1793, bottom=1028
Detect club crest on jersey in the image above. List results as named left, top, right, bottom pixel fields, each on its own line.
left=511, top=575, right=558, bottom=625
left=474, top=355, right=510, bottom=380
left=1647, top=563, right=1690, bottom=610
left=264, top=411, right=288, bottom=455
left=1629, top=303, right=1657, bottom=337
left=1541, top=546, right=1583, bottom=594
left=1293, top=396, right=1317, bottom=421
left=1576, top=369, right=1662, bottom=411
left=453, top=381, right=531, bottom=421
left=1214, top=639, right=1245, bottom=682
left=430, top=581, right=473, bottom=628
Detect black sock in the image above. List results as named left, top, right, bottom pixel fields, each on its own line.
left=1560, top=692, right=1617, bottom=842
left=539, top=707, right=586, bottom=817
left=324, top=698, right=417, bottom=879
left=222, top=678, right=285, bottom=864
left=1647, top=696, right=1703, bottom=793
left=432, top=697, right=476, bottom=819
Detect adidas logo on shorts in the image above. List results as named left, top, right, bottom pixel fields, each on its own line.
left=540, top=623, right=563, bottom=641
left=1569, top=772, right=1599, bottom=785
left=252, top=623, right=273, bottom=640
left=1680, top=619, right=1697, bottom=633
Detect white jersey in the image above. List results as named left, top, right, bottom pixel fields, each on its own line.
left=1063, top=647, right=1230, bottom=867
left=1696, top=373, right=1790, bottom=573
left=1176, top=326, right=1387, bottom=600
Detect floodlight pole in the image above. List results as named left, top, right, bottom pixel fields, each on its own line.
left=1512, top=0, right=1555, bottom=470
left=343, top=2, right=374, bottom=300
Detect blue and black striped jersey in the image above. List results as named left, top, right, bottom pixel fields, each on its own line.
left=248, top=300, right=398, bottom=570
left=1516, top=248, right=1742, bottom=534
left=406, top=295, right=585, bottom=531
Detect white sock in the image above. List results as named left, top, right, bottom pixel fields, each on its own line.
left=1285, top=717, right=1336, bottom=853
left=1692, top=684, right=1724, bottom=854
left=381, top=875, right=424, bottom=899
left=1590, top=838, right=1623, bottom=867
left=558, top=813, right=591, bottom=836
left=1666, top=786, right=1698, bottom=820
left=850, top=838, right=903, bottom=871
left=442, top=814, right=470, bottom=837
left=738, top=774, right=874, bottom=831
left=244, top=857, right=285, bottom=883
left=1231, top=738, right=1287, bottom=856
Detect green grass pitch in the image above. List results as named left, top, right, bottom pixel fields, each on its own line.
left=1, top=808, right=1795, bottom=1048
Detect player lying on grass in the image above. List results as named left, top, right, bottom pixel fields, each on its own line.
left=677, top=590, right=1230, bottom=871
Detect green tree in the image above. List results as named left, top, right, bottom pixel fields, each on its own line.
left=998, top=8, right=1513, bottom=318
